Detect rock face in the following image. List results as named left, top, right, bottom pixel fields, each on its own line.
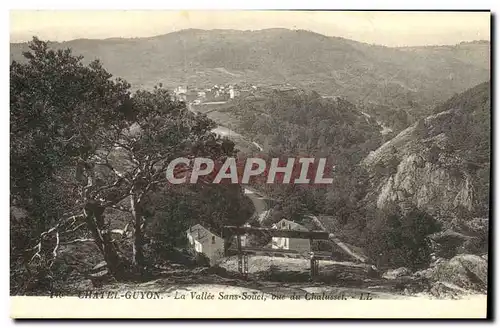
left=362, top=109, right=474, bottom=220
left=361, top=82, right=490, bottom=261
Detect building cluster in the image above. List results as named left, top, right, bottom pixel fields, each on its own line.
left=186, top=219, right=310, bottom=266
left=173, top=83, right=258, bottom=103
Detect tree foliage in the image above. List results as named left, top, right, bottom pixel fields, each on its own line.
left=10, top=38, right=253, bottom=293
left=364, top=205, right=442, bottom=270
left=229, top=90, right=381, bottom=222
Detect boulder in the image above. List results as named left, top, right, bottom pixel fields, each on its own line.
left=382, top=267, right=412, bottom=280
left=429, top=281, right=471, bottom=299
left=429, top=229, right=472, bottom=258
left=427, top=254, right=487, bottom=292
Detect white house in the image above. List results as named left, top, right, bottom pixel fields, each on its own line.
left=229, top=88, right=240, bottom=99
left=186, top=224, right=224, bottom=266
left=271, top=219, right=311, bottom=253
left=175, top=85, right=188, bottom=95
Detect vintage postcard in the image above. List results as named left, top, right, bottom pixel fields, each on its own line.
left=9, top=10, right=491, bottom=319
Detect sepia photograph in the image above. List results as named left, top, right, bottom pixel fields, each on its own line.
left=8, top=9, right=491, bottom=319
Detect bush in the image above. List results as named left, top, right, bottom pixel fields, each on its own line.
left=366, top=206, right=442, bottom=270
left=194, top=252, right=211, bottom=267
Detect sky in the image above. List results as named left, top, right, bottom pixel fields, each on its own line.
left=10, top=10, right=491, bottom=47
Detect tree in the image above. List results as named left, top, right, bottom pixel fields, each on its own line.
left=95, top=87, right=239, bottom=269
left=366, top=205, right=442, bottom=270
left=11, top=38, right=253, bottom=287
left=11, top=37, right=135, bottom=285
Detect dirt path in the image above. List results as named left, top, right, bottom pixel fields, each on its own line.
left=97, top=278, right=417, bottom=300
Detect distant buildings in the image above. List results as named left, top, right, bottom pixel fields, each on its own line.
left=172, top=83, right=259, bottom=104
left=229, top=88, right=240, bottom=99
left=174, top=86, right=188, bottom=95
left=174, top=85, right=188, bottom=101
left=173, top=85, right=200, bottom=102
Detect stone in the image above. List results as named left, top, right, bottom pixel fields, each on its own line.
left=382, top=267, right=412, bottom=280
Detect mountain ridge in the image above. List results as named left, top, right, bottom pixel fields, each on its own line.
left=11, top=28, right=489, bottom=108
left=10, top=28, right=490, bottom=48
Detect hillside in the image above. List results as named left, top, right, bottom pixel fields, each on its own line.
left=398, top=41, right=490, bottom=70
left=10, top=29, right=489, bottom=108
left=361, top=81, right=490, bottom=257
left=228, top=89, right=382, bottom=159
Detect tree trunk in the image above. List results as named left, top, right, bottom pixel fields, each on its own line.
left=84, top=201, right=130, bottom=280
left=130, top=196, right=145, bottom=269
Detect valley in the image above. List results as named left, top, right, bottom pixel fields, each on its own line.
left=10, top=27, right=490, bottom=302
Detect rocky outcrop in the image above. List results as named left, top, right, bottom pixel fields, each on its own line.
left=414, top=254, right=487, bottom=298
left=428, top=219, right=488, bottom=259
left=362, top=82, right=490, bottom=226
left=362, top=109, right=475, bottom=221
left=435, top=254, right=487, bottom=290
left=361, top=81, right=490, bottom=262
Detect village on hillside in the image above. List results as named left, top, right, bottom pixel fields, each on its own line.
left=172, top=83, right=300, bottom=103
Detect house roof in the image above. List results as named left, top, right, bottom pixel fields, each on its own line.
left=187, top=224, right=221, bottom=243
left=273, top=219, right=308, bottom=232
left=314, top=215, right=340, bottom=232
left=299, top=216, right=319, bottom=231
left=305, top=215, right=370, bottom=263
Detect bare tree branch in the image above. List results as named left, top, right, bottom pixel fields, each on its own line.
left=51, top=232, right=60, bottom=263
left=64, top=222, right=87, bottom=234
left=60, top=238, right=95, bottom=245
left=28, top=214, right=85, bottom=264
